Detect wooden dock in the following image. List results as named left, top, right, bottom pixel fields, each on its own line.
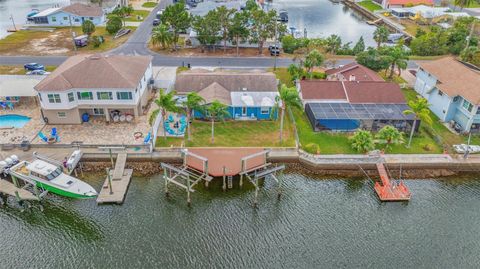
left=374, top=163, right=410, bottom=202
left=96, top=153, right=132, bottom=205
left=0, top=180, right=39, bottom=201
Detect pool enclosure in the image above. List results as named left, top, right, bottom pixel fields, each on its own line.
left=305, top=103, right=417, bottom=132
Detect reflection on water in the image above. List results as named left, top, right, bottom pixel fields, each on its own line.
left=0, top=0, right=69, bottom=39
left=1, top=171, right=480, bottom=268
left=265, top=0, right=377, bottom=46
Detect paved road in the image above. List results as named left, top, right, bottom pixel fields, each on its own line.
left=0, top=0, right=419, bottom=69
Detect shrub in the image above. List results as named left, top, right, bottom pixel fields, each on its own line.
left=350, top=130, right=375, bottom=153
left=106, top=16, right=123, bottom=34
left=82, top=20, right=95, bottom=36
left=304, top=143, right=320, bottom=154
left=91, top=35, right=102, bottom=47
left=281, top=35, right=298, bottom=54
left=422, top=143, right=434, bottom=151
left=310, top=72, right=326, bottom=79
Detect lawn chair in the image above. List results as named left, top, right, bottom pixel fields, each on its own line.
left=143, top=132, right=151, bottom=144
left=38, top=132, right=48, bottom=143
left=0, top=102, right=6, bottom=110
left=50, top=127, right=59, bottom=142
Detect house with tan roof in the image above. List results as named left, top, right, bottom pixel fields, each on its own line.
left=414, top=57, right=480, bottom=133
left=175, top=70, right=279, bottom=120
left=31, top=3, right=105, bottom=26
left=298, top=80, right=415, bottom=132
left=34, top=54, right=153, bottom=124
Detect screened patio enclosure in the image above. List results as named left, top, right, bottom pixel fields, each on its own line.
left=305, top=103, right=417, bottom=132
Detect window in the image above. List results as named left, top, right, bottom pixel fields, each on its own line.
left=52, top=17, right=56, bottom=22
left=89, top=17, right=94, bottom=20
left=438, top=90, right=443, bottom=96
left=38, top=93, right=42, bottom=101
left=260, top=107, right=269, bottom=115
left=117, top=92, right=133, bottom=100
left=68, top=92, right=75, bottom=102
left=57, top=112, right=66, bottom=118
left=477, top=108, right=480, bottom=115
left=63, top=16, right=68, bottom=21
left=97, top=92, right=113, bottom=100
left=47, top=94, right=61, bottom=103
left=74, top=18, right=79, bottom=22
left=77, top=91, right=93, bottom=100
left=93, top=108, right=105, bottom=115
left=463, top=99, right=473, bottom=112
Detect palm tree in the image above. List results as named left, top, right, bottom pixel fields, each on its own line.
left=206, top=100, right=230, bottom=143
left=454, top=0, right=474, bottom=10
left=325, top=34, right=341, bottom=54
left=303, top=49, right=325, bottom=74
left=151, top=24, right=173, bottom=49
left=350, top=130, right=375, bottom=153
left=183, top=92, right=205, bottom=141
left=150, top=90, right=180, bottom=140
left=403, top=97, right=432, bottom=148
left=376, top=125, right=404, bottom=150
left=274, top=85, right=302, bottom=143
left=383, top=46, right=409, bottom=78
left=373, top=26, right=389, bottom=49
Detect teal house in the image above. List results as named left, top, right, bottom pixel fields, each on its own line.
left=414, top=57, right=480, bottom=133
left=175, top=70, right=279, bottom=120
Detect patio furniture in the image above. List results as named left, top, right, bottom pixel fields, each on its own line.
left=144, top=132, right=151, bottom=144
left=38, top=132, right=48, bottom=142
left=50, top=127, right=58, bottom=142
left=119, top=115, right=126, bottom=122
left=20, top=140, right=31, bottom=151
left=126, top=114, right=133, bottom=122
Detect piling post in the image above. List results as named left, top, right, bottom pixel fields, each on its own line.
left=253, top=179, right=259, bottom=208
left=277, top=172, right=283, bottom=200
left=33, top=184, right=41, bottom=201
left=109, top=149, right=114, bottom=168
left=80, top=162, right=84, bottom=177
left=239, top=174, right=243, bottom=188
left=222, top=166, right=227, bottom=191
left=164, top=167, right=169, bottom=197
left=11, top=174, right=19, bottom=188
left=228, top=176, right=233, bottom=189
left=14, top=190, right=21, bottom=204
left=186, top=174, right=191, bottom=206
left=240, top=160, right=245, bottom=188
left=106, top=168, right=113, bottom=195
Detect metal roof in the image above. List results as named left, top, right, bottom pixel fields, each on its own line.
left=306, top=103, right=415, bottom=121
left=0, top=75, right=44, bottom=97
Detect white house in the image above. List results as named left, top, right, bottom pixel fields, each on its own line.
left=34, top=54, right=153, bottom=124
left=31, top=3, right=105, bottom=26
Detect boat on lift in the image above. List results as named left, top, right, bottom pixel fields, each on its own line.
left=278, top=9, right=288, bottom=22
left=8, top=158, right=97, bottom=199
left=26, top=9, right=40, bottom=21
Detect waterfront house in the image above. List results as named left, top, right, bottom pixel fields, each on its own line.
left=31, top=3, right=105, bottom=26
left=414, top=57, right=480, bottom=133
left=298, top=80, right=416, bottom=132
left=325, top=62, right=384, bottom=82
left=390, top=5, right=470, bottom=19
left=34, top=54, right=153, bottom=124
left=381, top=0, right=433, bottom=9
left=174, top=70, right=279, bottom=120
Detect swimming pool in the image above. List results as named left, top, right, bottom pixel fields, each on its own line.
left=0, top=114, right=31, bottom=128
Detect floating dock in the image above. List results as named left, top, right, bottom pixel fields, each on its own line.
left=0, top=179, right=39, bottom=201
left=97, top=153, right=132, bottom=204
left=374, top=163, right=410, bottom=202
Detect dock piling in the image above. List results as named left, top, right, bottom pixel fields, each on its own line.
left=106, top=168, right=113, bottom=195
left=222, top=166, right=226, bottom=191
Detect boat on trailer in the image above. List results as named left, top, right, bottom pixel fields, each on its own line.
left=8, top=159, right=97, bottom=199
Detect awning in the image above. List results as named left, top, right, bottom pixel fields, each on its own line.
left=0, top=75, right=44, bottom=97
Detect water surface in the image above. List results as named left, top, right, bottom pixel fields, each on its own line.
left=1, top=172, right=480, bottom=268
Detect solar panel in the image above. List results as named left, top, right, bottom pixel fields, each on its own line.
left=306, top=103, right=414, bottom=121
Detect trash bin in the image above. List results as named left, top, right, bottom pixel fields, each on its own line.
left=20, top=140, right=31, bottom=151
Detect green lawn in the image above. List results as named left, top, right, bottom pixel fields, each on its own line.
left=142, top=1, right=158, bottom=8
left=268, top=67, right=294, bottom=87
left=124, top=10, right=150, bottom=22
left=156, top=118, right=296, bottom=148
left=0, top=65, right=56, bottom=75
left=358, top=0, right=383, bottom=12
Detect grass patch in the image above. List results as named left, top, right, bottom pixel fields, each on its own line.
left=123, top=10, right=150, bottom=22
left=142, top=1, right=158, bottom=8
left=177, top=66, right=190, bottom=74
left=268, top=67, right=294, bottom=87
left=78, top=26, right=136, bottom=52
left=378, top=71, right=407, bottom=84
left=0, top=65, right=56, bottom=75
left=156, top=118, right=295, bottom=148
left=358, top=0, right=383, bottom=12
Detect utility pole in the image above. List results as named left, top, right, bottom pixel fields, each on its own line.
left=274, top=16, right=278, bottom=71
left=9, top=15, right=17, bottom=31
left=69, top=15, right=77, bottom=54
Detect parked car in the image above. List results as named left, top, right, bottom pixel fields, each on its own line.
left=24, top=63, right=45, bottom=71
left=268, top=45, right=280, bottom=52
left=270, top=48, right=280, bottom=56
left=153, top=19, right=160, bottom=26
left=26, top=70, right=51, bottom=75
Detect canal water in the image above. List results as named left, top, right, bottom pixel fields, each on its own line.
left=1, top=171, right=480, bottom=268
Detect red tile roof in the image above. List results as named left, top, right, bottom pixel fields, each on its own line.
left=325, top=62, right=384, bottom=82
left=299, top=80, right=406, bottom=104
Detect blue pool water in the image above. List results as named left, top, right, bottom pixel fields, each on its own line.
left=0, top=114, right=31, bottom=128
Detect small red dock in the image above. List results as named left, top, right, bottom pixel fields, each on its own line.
left=374, top=163, right=411, bottom=202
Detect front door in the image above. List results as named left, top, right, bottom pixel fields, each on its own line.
left=242, top=107, right=247, bottom=116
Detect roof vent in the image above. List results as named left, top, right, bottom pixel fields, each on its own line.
left=349, top=74, right=356, bottom=81
left=242, top=87, right=247, bottom=91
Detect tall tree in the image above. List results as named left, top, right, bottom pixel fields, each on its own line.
left=206, top=100, right=230, bottom=143
left=352, top=36, right=365, bottom=55
left=287, top=63, right=305, bottom=81
left=373, top=26, right=389, bottom=48
left=183, top=92, right=205, bottom=141
left=228, top=11, right=250, bottom=56
left=325, top=34, right=341, bottom=54
left=161, top=2, right=191, bottom=51
left=403, top=97, right=432, bottom=148
left=216, top=6, right=236, bottom=53
left=356, top=48, right=390, bottom=71
left=150, top=90, right=180, bottom=140
left=303, top=49, right=325, bottom=74
left=381, top=45, right=409, bottom=78
left=192, top=12, right=221, bottom=52
left=245, top=0, right=259, bottom=11
left=106, top=15, right=123, bottom=34
left=274, top=85, right=302, bottom=143
left=454, top=0, right=474, bottom=10
left=82, top=20, right=96, bottom=36
left=250, top=9, right=277, bottom=54
left=151, top=24, right=173, bottom=49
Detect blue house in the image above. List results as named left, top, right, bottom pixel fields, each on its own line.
left=32, top=3, right=105, bottom=26
left=175, top=70, right=279, bottom=120
left=414, top=57, right=480, bottom=133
